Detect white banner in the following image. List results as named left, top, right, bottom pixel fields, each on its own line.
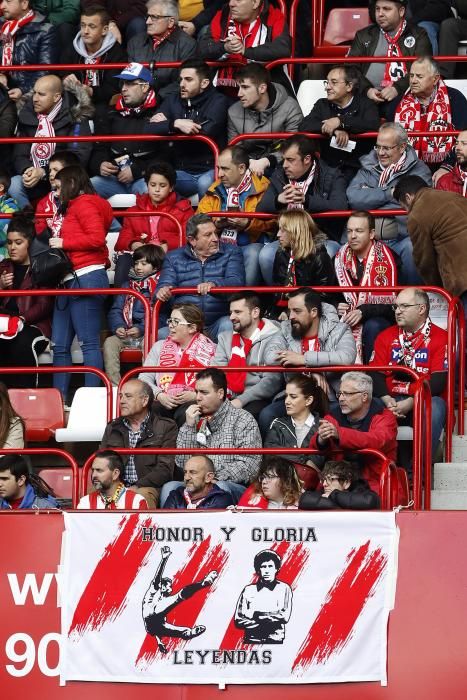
left=59, top=511, right=399, bottom=686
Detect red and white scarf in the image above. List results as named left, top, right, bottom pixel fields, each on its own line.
left=152, top=24, right=175, bottom=49
left=1, top=9, right=34, bottom=66
left=288, top=162, right=316, bottom=209
left=226, top=168, right=252, bottom=209
left=378, top=150, right=406, bottom=188
left=381, top=20, right=407, bottom=86
left=276, top=252, right=295, bottom=308
left=122, top=272, right=159, bottom=328
left=115, top=88, right=157, bottom=117
left=227, top=319, right=267, bottom=395
left=214, top=12, right=267, bottom=88
left=30, top=98, right=63, bottom=169
left=183, top=488, right=211, bottom=509
left=391, top=317, right=432, bottom=394
left=395, top=80, right=454, bottom=163
left=0, top=314, right=23, bottom=339
left=158, top=332, right=216, bottom=396
left=335, top=241, right=397, bottom=363
left=42, top=192, right=63, bottom=237
left=301, top=336, right=320, bottom=354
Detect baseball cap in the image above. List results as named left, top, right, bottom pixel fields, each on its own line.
left=114, top=62, right=153, bottom=84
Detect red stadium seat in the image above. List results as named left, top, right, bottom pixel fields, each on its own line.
left=322, top=8, right=370, bottom=46
left=37, top=468, right=74, bottom=500
left=8, top=388, right=65, bottom=442
left=120, top=347, right=143, bottom=364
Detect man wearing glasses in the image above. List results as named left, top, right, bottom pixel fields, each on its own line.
left=347, top=122, right=432, bottom=284
left=127, top=0, right=196, bottom=99
left=370, top=287, right=447, bottom=459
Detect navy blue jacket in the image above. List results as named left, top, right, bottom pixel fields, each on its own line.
left=157, top=242, right=245, bottom=327
left=107, top=278, right=157, bottom=335
left=164, top=484, right=234, bottom=509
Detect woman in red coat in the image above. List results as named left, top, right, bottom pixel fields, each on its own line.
left=114, top=162, right=193, bottom=284
left=50, top=165, right=113, bottom=400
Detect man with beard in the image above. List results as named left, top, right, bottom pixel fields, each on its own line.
left=436, top=131, right=467, bottom=197
left=77, top=449, right=148, bottom=509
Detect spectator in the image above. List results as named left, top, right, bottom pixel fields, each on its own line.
left=299, top=64, right=380, bottom=184
left=347, top=122, right=432, bottom=285
left=348, top=0, right=431, bottom=114
left=264, top=374, right=328, bottom=475
left=272, top=209, right=338, bottom=310
left=0, top=214, right=53, bottom=388
left=0, top=0, right=57, bottom=101
left=227, top=63, right=302, bottom=177
left=212, top=291, right=286, bottom=417
left=238, top=456, right=303, bottom=509
left=0, top=169, right=19, bottom=260
left=145, top=58, right=229, bottom=199
left=49, top=165, right=113, bottom=401
left=403, top=1, right=452, bottom=54
left=101, top=378, right=178, bottom=508
left=299, top=459, right=380, bottom=510
left=166, top=367, right=262, bottom=504
left=439, top=1, right=467, bottom=79
left=197, top=0, right=291, bottom=96
left=9, top=75, right=94, bottom=208
left=310, top=371, right=398, bottom=494
left=370, top=287, right=447, bottom=459
left=436, top=130, right=467, bottom=197
left=0, top=84, right=17, bottom=172
left=61, top=5, right=127, bottom=132
left=81, top=0, right=149, bottom=44
left=35, top=150, right=80, bottom=237
left=104, top=244, right=165, bottom=386
left=257, top=135, right=348, bottom=283
left=90, top=62, right=161, bottom=199
left=163, top=455, right=234, bottom=508
left=156, top=213, right=245, bottom=341
left=335, top=210, right=398, bottom=363
left=0, top=454, right=58, bottom=509
left=127, top=0, right=196, bottom=99
left=139, top=303, right=216, bottom=425
left=113, top=161, right=193, bottom=284
left=390, top=57, right=467, bottom=168
left=197, top=146, right=272, bottom=285
left=33, top=0, right=80, bottom=52
left=259, top=287, right=357, bottom=432
left=78, top=449, right=149, bottom=509
left=0, top=382, right=24, bottom=448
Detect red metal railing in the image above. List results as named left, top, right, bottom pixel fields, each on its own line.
left=0, top=448, right=79, bottom=508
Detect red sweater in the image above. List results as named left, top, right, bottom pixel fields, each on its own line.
left=436, top=165, right=467, bottom=198
left=115, top=192, right=193, bottom=253
left=60, top=194, right=113, bottom=271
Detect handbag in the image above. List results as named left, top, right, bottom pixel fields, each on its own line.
left=30, top=248, right=73, bottom=288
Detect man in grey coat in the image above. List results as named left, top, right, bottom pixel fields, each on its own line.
left=347, top=122, right=432, bottom=284
left=212, top=292, right=286, bottom=417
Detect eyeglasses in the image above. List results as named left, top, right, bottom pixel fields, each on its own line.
left=392, top=303, right=423, bottom=312
left=259, top=473, right=279, bottom=482
left=336, top=390, right=363, bottom=398
left=167, top=318, right=191, bottom=327
left=147, top=13, right=172, bottom=20
left=374, top=144, right=400, bottom=153
left=323, top=79, right=348, bottom=87
left=321, top=475, right=341, bottom=485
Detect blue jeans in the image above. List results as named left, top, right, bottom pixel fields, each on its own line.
left=160, top=479, right=245, bottom=507
left=175, top=170, right=214, bottom=199
left=385, top=237, right=422, bottom=285
left=9, top=175, right=48, bottom=209
left=418, top=21, right=439, bottom=55
left=51, top=268, right=109, bottom=397
left=91, top=175, right=147, bottom=199
left=241, top=242, right=263, bottom=285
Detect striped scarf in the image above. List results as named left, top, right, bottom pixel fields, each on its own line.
left=1, top=10, right=34, bottom=66
left=30, top=98, right=63, bottom=169
left=378, top=151, right=407, bottom=188
left=288, top=162, right=316, bottom=209
left=227, top=319, right=266, bottom=395
left=381, top=20, right=407, bottom=86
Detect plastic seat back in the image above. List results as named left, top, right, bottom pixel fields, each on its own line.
left=8, top=388, right=65, bottom=442
left=323, top=8, right=370, bottom=46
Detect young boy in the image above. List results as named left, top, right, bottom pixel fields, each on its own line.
left=0, top=169, right=19, bottom=260
left=104, top=244, right=165, bottom=385
left=35, top=151, right=81, bottom=237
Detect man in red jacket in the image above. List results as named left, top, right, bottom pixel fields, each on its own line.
left=436, top=130, right=467, bottom=198
left=310, top=371, right=398, bottom=494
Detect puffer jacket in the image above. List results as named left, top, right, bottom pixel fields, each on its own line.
left=60, top=194, right=113, bottom=271
left=299, top=479, right=380, bottom=510
left=13, top=82, right=94, bottom=176
left=156, top=242, right=245, bottom=327
left=0, top=13, right=58, bottom=95
left=127, top=27, right=196, bottom=100
left=115, top=192, right=193, bottom=252
left=33, top=0, right=81, bottom=25
left=227, top=83, right=303, bottom=161
left=0, top=260, right=53, bottom=337
left=346, top=145, right=432, bottom=239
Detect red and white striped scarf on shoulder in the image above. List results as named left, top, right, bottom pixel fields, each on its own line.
left=227, top=319, right=266, bottom=394
left=288, top=162, right=316, bottom=209
left=381, top=20, right=407, bottom=86
left=1, top=10, right=34, bottom=65
left=30, top=98, right=63, bottom=169
left=378, top=150, right=407, bottom=188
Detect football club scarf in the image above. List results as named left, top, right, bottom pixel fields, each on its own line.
left=158, top=332, right=216, bottom=396
left=288, top=162, right=316, bottom=209
left=30, top=98, right=63, bottom=169
left=212, top=11, right=267, bottom=88
left=381, top=20, right=407, bottom=86
left=122, top=270, right=159, bottom=328
left=1, top=10, right=34, bottom=66
left=115, top=88, right=157, bottom=117
left=227, top=319, right=266, bottom=394
left=152, top=24, right=175, bottom=49
left=378, top=150, right=406, bottom=188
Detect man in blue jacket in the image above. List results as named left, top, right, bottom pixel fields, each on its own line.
left=156, top=213, right=245, bottom=341
left=0, top=455, right=58, bottom=510
left=163, top=455, right=234, bottom=509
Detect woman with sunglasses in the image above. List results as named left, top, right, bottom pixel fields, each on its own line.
left=238, top=456, right=303, bottom=509
left=139, top=303, right=216, bottom=425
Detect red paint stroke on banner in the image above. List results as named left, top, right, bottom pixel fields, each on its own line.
left=218, top=541, right=310, bottom=652
left=68, top=514, right=155, bottom=637
left=136, top=536, right=228, bottom=668
left=292, top=540, right=387, bottom=672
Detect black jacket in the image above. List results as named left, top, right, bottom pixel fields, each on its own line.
left=407, top=0, right=453, bottom=23
left=264, top=413, right=325, bottom=468
left=0, top=85, right=17, bottom=170
left=144, top=84, right=230, bottom=172
left=299, top=479, right=380, bottom=510
left=61, top=41, right=127, bottom=107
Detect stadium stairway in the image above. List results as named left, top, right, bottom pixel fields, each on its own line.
left=432, top=428, right=467, bottom=509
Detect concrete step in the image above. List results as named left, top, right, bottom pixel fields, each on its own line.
left=431, top=490, right=467, bottom=510
left=451, top=435, right=467, bottom=462
left=433, top=463, right=467, bottom=490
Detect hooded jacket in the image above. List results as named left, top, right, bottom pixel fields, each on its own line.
left=347, top=145, right=432, bottom=239
left=13, top=82, right=94, bottom=176
left=0, top=483, right=58, bottom=510
left=212, top=319, right=286, bottom=406
left=60, top=193, right=113, bottom=271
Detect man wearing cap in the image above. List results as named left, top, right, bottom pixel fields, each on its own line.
left=348, top=0, right=432, bottom=113
left=89, top=62, right=163, bottom=199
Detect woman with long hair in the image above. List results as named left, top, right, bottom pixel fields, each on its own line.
left=139, top=303, right=216, bottom=425
left=49, top=165, right=113, bottom=401
left=0, top=382, right=25, bottom=448
left=0, top=214, right=53, bottom=387
left=238, top=457, right=303, bottom=509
